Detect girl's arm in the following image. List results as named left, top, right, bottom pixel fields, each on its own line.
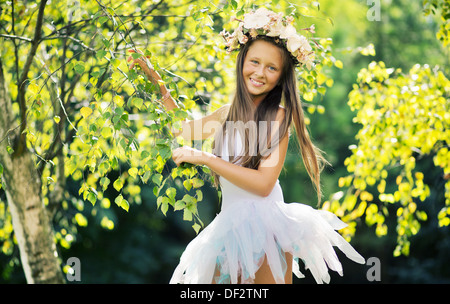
left=175, top=104, right=230, bottom=140
left=172, top=108, right=289, bottom=197
left=127, top=50, right=178, bottom=111
left=128, top=50, right=229, bottom=141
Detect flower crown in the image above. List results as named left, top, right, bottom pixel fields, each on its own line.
left=220, top=8, right=317, bottom=70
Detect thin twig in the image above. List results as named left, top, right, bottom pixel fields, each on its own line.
left=0, top=34, right=32, bottom=42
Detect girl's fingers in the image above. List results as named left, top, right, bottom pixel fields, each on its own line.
left=128, top=49, right=144, bottom=55
left=172, top=148, right=186, bottom=167
left=172, top=155, right=182, bottom=167
left=127, top=57, right=144, bottom=70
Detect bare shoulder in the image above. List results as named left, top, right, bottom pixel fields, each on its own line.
left=210, top=103, right=231, bottom=123
left=216, top=103, right=231, bottom=115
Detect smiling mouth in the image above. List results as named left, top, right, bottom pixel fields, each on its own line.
left=249, top=78, right=264, bottom=87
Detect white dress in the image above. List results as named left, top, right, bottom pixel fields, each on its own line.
left=170, top=133, right=365, bottom=284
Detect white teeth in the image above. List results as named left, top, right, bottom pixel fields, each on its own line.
left=250, top=78, right=263, bottom=86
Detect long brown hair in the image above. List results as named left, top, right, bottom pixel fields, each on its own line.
left=213, top=36, right=328, bottom=205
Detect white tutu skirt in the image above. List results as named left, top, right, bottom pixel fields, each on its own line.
left=169, top=198, right=365, bottom=284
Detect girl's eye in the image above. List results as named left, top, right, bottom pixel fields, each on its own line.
left=251, top=60, right=259, bottom=64
left=268, top=66, right=277, bottom=71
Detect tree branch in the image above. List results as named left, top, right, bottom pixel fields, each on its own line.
left=0, top=34, right=33, bottom=42
left=15, top=0, right=48, bottom=156
left=11, top=1, right=20, bottom=92
left=17, top=0, right=48, bottom=91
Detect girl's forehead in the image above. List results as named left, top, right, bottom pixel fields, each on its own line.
left=247, top=40, right=283, bottom=65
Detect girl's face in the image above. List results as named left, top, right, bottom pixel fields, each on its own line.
left=242, top=40, right=283, bottom=106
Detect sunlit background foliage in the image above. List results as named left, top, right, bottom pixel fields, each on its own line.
left=0, top=0, right=448, bottom=283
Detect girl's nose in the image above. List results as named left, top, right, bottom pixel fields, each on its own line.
left=254, top=66, right=264, bottom=78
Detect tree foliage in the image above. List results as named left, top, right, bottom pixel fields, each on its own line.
left=0, top=0, right=337, bottom=278
left=323, top=61, right=449, bottom=256
left=423, top=0, right=450, bottom=50
left=322, top=1, right=450, bottom=256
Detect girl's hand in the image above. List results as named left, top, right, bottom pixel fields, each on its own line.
left=127, top=49, right=178, bottom=111
left=127, top=49, right=154, bottom=73
left=172, top=146, right=209, bottom=167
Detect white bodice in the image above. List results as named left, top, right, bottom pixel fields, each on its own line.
left=218, top=132, right=284, bottom=210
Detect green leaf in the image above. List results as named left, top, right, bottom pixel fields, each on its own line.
left=113, top=178, right=124, bottom=192
left=96, top=50, right=107, bottom=60
left=129, top=97, right=144, bottom=110
left=196, top=189, right=203, bottom=202
left=161, top=202, right=169, bottom=216
left=115, top=194, right=129, bottom=212
left=131, top=52, right=143, bottom=60
left=120, top=199, right=130, bottom=212
left=151, top=173, right=162, bottom=186
left=98, top=16, right=109, bottom=25
left=102, top=38, right=110, bottom=48
left=153, top=186, right=160, bottom=197
left=174, top=200, right=185, bottom=211
left=141, top=150, right=150, bottom=160
left=192, top=178, right=204, bottom=188
left=141, top=171, right=151, bottom=184
left=335, top=60, right=344, bottom=69
left=115, top=194, right=123, bottom=206
left=128, top=167, right=138, bottom=178
left=192, top=223, right=201, bottom=234
left=74, top=62, right=85, bottom=75
left=101, top=126, right=113, bottom=138
left=87, top=192, right=97, bottom=205
left=159, top=146, right=172, bottom=160
left=183, top=179, right=192, bottom=191
left=100, top=177, right=110, bottom=191
left=183, top=209, right=193, bottom=221
left=80, top=106, right=93, bottom=118
left=182, top=194, right=196, bottom=205
left=111, top=58, right=121, bottom=68
left=98, top=161, right=110, bottom=176
left=166, top=187, right=176, bottom=200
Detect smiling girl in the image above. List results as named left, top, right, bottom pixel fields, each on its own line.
left=129, top=8, right=364, bottom=284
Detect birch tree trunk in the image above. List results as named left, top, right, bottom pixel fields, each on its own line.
left=0, top=59, right=65, bottom=283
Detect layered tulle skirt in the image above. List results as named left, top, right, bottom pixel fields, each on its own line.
left=169, top=198, right=365, bottom=284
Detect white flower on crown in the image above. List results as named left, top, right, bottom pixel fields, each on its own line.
left=243, top=8, right=272, bottom=29
left=287, top=34, right=311, bottom=54
left=234, top=24, right=248, bottom=44
left=266, top=19, right=284, bottom=37
left=280, top=24, right=297, bottom=39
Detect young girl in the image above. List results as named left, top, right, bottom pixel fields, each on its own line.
left=128, top=8, right=365, bottom=284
